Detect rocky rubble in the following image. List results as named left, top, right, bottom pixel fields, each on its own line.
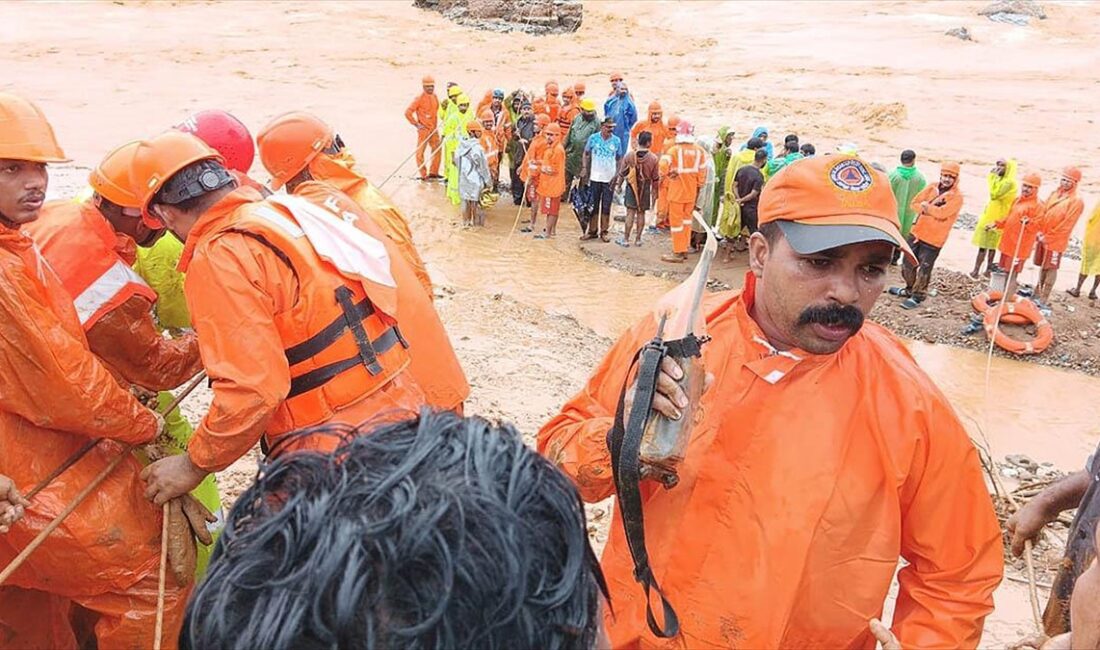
left=413, top=0, right=582, bottom=34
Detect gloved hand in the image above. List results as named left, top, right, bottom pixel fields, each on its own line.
left=165, top=493, right=216, bottom=587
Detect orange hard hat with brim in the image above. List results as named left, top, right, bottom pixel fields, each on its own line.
left=1062, top=166, right=1082, bottom=184
left=1022, top=172, right=1042, bottom=188
left=759, top=156, right=916, bottom=263
left=422, top=75, right=435, bottom=85
left=256, top=111, right=334, bottom=190
left=0, top=93, right=69, bottom=163
left=543, top=123, right=562, bottom=136
left=466, top=120, right=483, bottom=135
left=89, top=140, right=143, bottom=209
left=131, top=130, right=223, bottom=227
left=941, top=161, right=960, bottom=177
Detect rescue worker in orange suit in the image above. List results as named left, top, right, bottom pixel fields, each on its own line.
left=405, top=75, right=442, bottom=181
left=257, top=111, right=433, bottom=297
left=573, top=81, right=586, bottom=102
left=0, top=93, right=187, bottom=649
left=894, top=161, right=964, bottom=309
left=630, top=101, right=672, bottom=157
left=255, top=129, right=468, bottom=413
left=538, top=155, right=1003, bottom=649
left=653, top=115, right=681, bottom=232
left=557, top=85, right=578, bottom=139
left=987, top=172, right=1044, bottom=299
left=26, top=141, right=203, bottom=390
left=1034, top=166, right=1085, bottom=305
left=661, top=119, right=707, bottom=263
left=136, top=131, right=431, bottom=505
left=544, top=81, right=561, bottom=123
left=478, top=109, right=503, bottom=191
left=518, top=114, right=551, bottom=229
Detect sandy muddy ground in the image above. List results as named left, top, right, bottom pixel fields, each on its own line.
left=6, top=0, right=1100, bottom=645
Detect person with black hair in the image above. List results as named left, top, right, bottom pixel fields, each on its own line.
left=183, top=410, right=608, bottom=650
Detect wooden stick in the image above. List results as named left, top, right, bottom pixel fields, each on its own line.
left=153, top=501, right=169, bottom=650
left=0, top=447, right=130, bottom=586
left=23, top=370, right=207, bottom=503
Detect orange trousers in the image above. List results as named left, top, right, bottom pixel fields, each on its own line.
left=416, top=128, right=441, bottom=178
left=669, top=201, right=694, bottom=253
left=0, top=575, right=189, bottom=650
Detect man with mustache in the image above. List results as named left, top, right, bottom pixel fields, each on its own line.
left=539, top=155, right=1003, bottom=648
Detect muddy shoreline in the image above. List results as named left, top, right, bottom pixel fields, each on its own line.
left=578, top=233, right=1100, bottom=376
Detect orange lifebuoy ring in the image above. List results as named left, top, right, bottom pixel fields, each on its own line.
left=982, top=298, right=1053, bottom=355
left=972, top=290, right=1029, bottom=325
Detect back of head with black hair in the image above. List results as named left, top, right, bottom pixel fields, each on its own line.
left=755, top=148, right=769, bottom=164
left=182, top=410, right=607, bottom=650
left=900, top=149, right=916, bottom=164
left=746, top=136, right=763, bottom=150
left=638, top=131, right=653, bottom=148
left=800, top=143, right=815, bottom=157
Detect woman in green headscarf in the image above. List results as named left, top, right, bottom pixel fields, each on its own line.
left=970, top=158, right=1018, bottom=277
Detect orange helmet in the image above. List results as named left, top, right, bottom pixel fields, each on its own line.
left=466, top=121, right=483, bottom=136
left=543, top=123, right=562, bottom=136
left=1063, top=166, right=1082, bottom=184
left=1022, top=172, right=1042, bottom=188
left=573, top=82, right=586, bottom=94
left=940, top=161, right=960, bottom=177
left=422, top=75, right=435, bottom=85
left=648, top=101, right=662, bottom=114
left=89, top=141, right=143, bottom=209
left=478, top=109, right=494, bottom=123
left=0, top=92, right=69, bottom=163
left=545, top=81, right=559, bottom=95
left=535, top=114, right=551, bottom=128
left=131, top=130, right=222, bottom=225
left=562, top=87, right=576, bottom=100
left=256, top=111, right=335, bottom=189
left=667, top=115, right=681, bottom=130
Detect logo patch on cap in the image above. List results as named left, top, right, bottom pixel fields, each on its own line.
left=829, top=158, right=873, bottom=192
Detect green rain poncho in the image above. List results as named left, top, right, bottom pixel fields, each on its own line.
left=444, top=95, right=472, bottom=206
left=131, top=232, right=224, bottom=575
left=888, top=164, right=927, bottom=237
left=711, top=127, right=733, bottom=217
left=717, top=148, right=756, bottom=239
left=972, top=159, right=1018, bottom=250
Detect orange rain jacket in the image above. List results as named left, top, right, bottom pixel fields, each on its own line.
left=664, top=140, right=707, bottom=205
left=178, top=187, right=426, bottom=471
left=909, top=182, right=964, bottom=248
left=27, top=199, right=202, bottom=390
left=1040, top=187, right=1085, bottom=254
left=536, top=143, right=567, bottom=199
left=307, top=153, right=434, bottom=297
left=538, top=272, right=1003, bottom=649
left=995, top=192, right=1044, bottom=260
left=631, top=119, right=672, bottom=157
left=405, top=90, right=440, bottom=131
left=0, top=226, right=165, bottom=609
left=291, top=181, right=468, bottom=411
left=519, top=133, right=549, bottom=185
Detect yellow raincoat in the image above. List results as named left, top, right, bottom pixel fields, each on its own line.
left=717, top=149, right=756, bottom=238
left=1083, top=203, right=1100, bottom=277
left=972, top=159, right=1018, bottom=249
left=133, top=233, right=224, bottom=574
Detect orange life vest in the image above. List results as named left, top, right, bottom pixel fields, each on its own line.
left=212, top=198, right=412, bottom=435
left=26, top=200, right=156, bottom=330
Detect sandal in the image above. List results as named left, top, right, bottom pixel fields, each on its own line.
left=520, top=227, right=532, bottom=233
left=1067, top=287, right=1081, bottom=298
left=887, top=287, right=910, bottom=297
left=660, top=253, right=685, bottom=263
left=1090, top=292, right=1099, bottom=301
left=580, top=233, right=597, bottom=241
left=615, top=238, right=630, bottom=248
left=900, top=297, right=922, bottom=310
left=533, top=233, right=548, bottom=240
left=600, top=234, right=611, bottom=243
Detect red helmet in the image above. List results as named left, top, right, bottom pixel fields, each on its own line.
left=174, top=109, right=255, bottom=174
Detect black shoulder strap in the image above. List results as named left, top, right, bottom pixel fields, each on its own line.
left=606, top=338, right=680, bottom=639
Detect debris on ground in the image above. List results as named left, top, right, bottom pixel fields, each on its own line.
left=413, top=0, right=583, bottom=34
left=946, top=26, right=975, bottom=41
left=979, top=0, right=1046, bottom=25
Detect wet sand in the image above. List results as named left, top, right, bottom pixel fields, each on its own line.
left=6, top=0, right=1100, bottom=645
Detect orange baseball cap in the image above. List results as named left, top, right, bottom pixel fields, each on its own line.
left=759, top=155, right=915, bottom=262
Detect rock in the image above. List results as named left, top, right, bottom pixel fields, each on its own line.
left=1081, top=330, right=1091, bottom=339
left=414, top=0, right=582, bottom=34
left=978, top=0, right=1046, bottom=19
left=945, top=26, right=974, bottom=41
